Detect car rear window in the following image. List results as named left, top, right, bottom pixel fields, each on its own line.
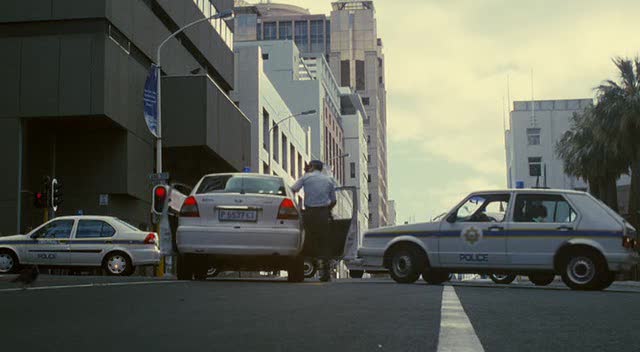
left=196, top=175, right=286, bottom=196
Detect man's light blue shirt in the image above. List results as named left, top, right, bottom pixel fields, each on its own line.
left=291, top=171, right=337, bottom=208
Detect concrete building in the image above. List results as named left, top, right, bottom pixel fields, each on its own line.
left=232, top=44, right=311, bottom=189
left=388, top=200, right=396, bottom=226
left=340, top=87, right=369, bottom=245
left=329, top=0, right=388, bottom=228
left=0, top=0, right=251, bottom=234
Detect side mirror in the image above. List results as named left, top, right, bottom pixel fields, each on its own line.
left=446, top=213, right=456, bottom=223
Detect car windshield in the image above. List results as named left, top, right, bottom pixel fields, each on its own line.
left=196, top=175, right=286, bottom=196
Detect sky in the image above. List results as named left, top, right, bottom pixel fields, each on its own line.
left=277, top=0, right=640, bottom=223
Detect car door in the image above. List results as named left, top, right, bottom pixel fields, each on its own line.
left=26, top=219, right=74, bottom=266
left=70, top=219, right=117, bottom=266
left=438, top=193, right=511, bottom=268
left=508, top=193, right=578, bottom=267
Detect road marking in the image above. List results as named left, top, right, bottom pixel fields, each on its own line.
left=437, top=285, right=485, bottom=352
left=0, top=280, right=181, bottom=293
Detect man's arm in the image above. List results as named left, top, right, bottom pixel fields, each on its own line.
left=291, top=176, right=304, bottom=193
left=328, top=180, right=337, bottom=210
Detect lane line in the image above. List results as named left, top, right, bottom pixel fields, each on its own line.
left=0, top=280, right=182, bottom=293
left=437, top=285, right=485, bottom=352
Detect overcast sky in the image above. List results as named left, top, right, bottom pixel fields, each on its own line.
left=279, top=0, right=640, bottom=223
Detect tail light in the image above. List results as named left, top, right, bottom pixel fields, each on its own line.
left=622, top=236, right=637, bottom=249
left=277, top=198, right=299, bottom=220
left=144, top=233, right=158, bottom=246
left=180, top=196, right=200, bottom=217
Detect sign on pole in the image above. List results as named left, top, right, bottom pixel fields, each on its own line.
left=143, top=64, right=159, bottom=138
left=99, top=194, right=109, bottom=206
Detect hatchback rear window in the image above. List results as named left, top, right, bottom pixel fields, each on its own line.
left=196, top=175, right=286, bottom=196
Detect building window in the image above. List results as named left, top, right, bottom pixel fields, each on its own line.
left=294, top=21, right=308, bottom=52
left=325, top=20, right=331, bottom=51
left=367, top=154, right=371, bottom=164
left=367, top=174, right=371, bottom=183
left=290, top=145, right=296, bottom=178
left=256, top=22, right=262, bottom=39
left=528, top=157, right=542, bottom=177
left=282, top=135, right=288, bottom=172
left=263, top=22, right=277, bottom=40
left=341, top=60, right=350, bottom=87
left=310, top=20, right=324, bottom=52
left=297, top=153, right=303, bottom=178
left=368, top=193, right=372, bottom=202
left=362, top=97, right=370, bottom=105
left=350, top=162, right=356, bottom=178
left=527, top=128, right=541, bottom=145
left=356, top=60, right=365, bottom=91
left=278, top=21, right=292, bottom=40
left=272, top=124, right=279, bottom=163
left=262, top=53, right=269, bottom=60
left=379, top=76, right=383, bottom=84
left=262, top=109, right=270, bottom=151
left=367, top=135, right=371, bottom=144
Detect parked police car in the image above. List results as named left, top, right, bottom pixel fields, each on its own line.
left=0, top=216, right=160, bottom=276
left=358, top=189, right=639, bottom=290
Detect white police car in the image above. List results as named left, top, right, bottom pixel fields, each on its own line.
left=0, top=216, right=160, bottom=276
left=358, top=189, right=639, bottom=290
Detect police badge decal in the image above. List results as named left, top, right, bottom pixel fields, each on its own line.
left=461, top=226, right=483, bottom=245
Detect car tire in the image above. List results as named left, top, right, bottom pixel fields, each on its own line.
left=349, top=270, right=364, bottom=279
left=303, top=258, right=317, bottom=278
left=287, top=257, right=305, bottom=283
left=103, top=252, right=134, bottom=276
left=422, top=270, right=449, bottom=285
left=528, top=273, right=555, bottom=286
left=594, top=271, right=615, bottom=290
left=388, top=246, right=424, bottom=284
left=560, top=249, right=605, bottom=291
left=0, top=249, right=19, bottom=274
left=207, top=268, right=220, bottom=277
left=489, top=273, right=516, bottom=284
left=177, top=255, right=193, bottom=280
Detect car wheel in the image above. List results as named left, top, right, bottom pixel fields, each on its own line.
left=287, top=257, right=305, bottom=283
left=349, top=270, right=364, bottom=279
left=207, top=268, right=220, bottom=277
left=560, top=249, right=605, bottom=290
left=489, top=273, right=516, bottom=284
left=422, top=270, right=449, bottom=285
left=177, top=255, right=193, bottom=280
left=594, top=271, right=615, bottom=290
left=303, top=258, right=317, bottom=278
left=0, top=250, right=19, bottom=274
left=528, top=273, right=555, bottom=286
left=103, top=252, right=133, bottom=276
left=388, top=246, right=424, bottom=284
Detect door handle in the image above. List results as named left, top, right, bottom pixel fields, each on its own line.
left=488, top=226, right=504, bottom=231
left=557, top=226, right=573, bottom=231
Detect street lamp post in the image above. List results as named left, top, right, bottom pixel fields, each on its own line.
left=155, top=8, right=234, bottom=174
left=267, top=109, right=316, bottom=172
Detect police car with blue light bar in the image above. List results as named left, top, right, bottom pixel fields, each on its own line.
left=357, top=189, right=639, bottom=290
left=0, top=216, right=160, bottom=276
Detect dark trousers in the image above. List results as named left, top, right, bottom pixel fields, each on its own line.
left=302, top=206, right=331, bottom=259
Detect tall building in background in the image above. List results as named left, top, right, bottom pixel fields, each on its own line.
left=329, top=0, right=388, bottom=228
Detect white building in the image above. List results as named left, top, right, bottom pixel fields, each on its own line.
left=232, top=44, right=311, bottom=190
left=388, top=200, right=396, bottom=226
left=506, top=99, right=592, bottom=190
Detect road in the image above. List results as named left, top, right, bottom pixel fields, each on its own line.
left=1, top=275, right=639, bottom=352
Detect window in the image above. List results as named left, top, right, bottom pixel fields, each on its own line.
left=379, top=76, right=383, bottom=84
left=356, top=60, right=365, bottom=91
left=273, top=125, right=280, bottom=163
left=367, top=154, right=371, bottom=164
left=528, top=157, right=542, bottom=177
left=325, top=20, right=331, bottom=50
left=297, top=153, right=303, bottom=178
left=513, top=194, right=577, bottom=223
left=367, top=135, right=371, bottom=144
left=290, top=145, right=296, bottom=178
left=453, top=194, right=511, bottom=223
left=196, top=175, right=285, bottom=196
left=362, top=97, right=370, bottom=105
left=294, top=21, right=308, bottom=51
left=278, top=21, right=292, bottom=40
left=341, top=60, right=350, bottom=87
left=350, top=162, right=356, bottom=178
left=527, top=128, right=541, bottom=145
left=262, top=109, right=270, bottom=151
left=32, top=220, right=74, bottom=239
left=76, top=220, right=116, bottom=238
left=310, top=20, right=324, bottom=52
left=256, top=23, right=262, bottom=40
left=368, top=193, right=372, bottom=203
left=282, top=135, right=288, bottom=172
left=263, top=22, right=277, bottom=40
left=368, top=174, right=371, bottom=183
left=262, top=53, right=269, bottom=60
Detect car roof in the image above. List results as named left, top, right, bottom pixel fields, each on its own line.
left=470, top=188, right=588, bottom=195
left=200, top=172, right=285, bottom=180
left=51, top=215, right=118, bottom=221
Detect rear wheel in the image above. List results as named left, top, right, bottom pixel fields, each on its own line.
left=560, top=249, right=605, bottom=290
left=287, top=257, right=305, bottom=283
left=387, top=246, right=424, bottom=284
left=594, top=271, right=615, bottom=290
left=422, top=270, right=449, bottom=285
left=103, top=252, right=134, bottom=276
left=0, top=250, right=19, bottom=274
left=207, top=268, right=220, bottom=277
left=349, top=270, right=364, bottom=279
left=489, top=273, right=516, bottom=284
left=528, top=273, right=555, bottom=286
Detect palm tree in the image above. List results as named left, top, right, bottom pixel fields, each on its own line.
left=595, top=57, right=640, bottom=226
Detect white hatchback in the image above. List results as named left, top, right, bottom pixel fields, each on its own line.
left=0, top=216, right=160, bottom=276
left=176, top=173, right=304, bottom=282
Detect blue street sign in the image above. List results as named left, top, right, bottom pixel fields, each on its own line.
left=515, top=181, right=525, bottom=189
left=242, top=167, right=251, bottom=173
left=143, top=64, right=159, bottom=138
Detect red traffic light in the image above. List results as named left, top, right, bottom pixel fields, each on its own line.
left=154, top=186, right=167, bottom=198
left=36, top=192, right=43, bottom=199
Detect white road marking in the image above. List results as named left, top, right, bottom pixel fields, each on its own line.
left=0, top=280, right=181, bottom=293
left=437, top=285, right=485, bottom=352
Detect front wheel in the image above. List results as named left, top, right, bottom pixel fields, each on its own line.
left=388, top=246, right=424, bottom=284
left=489, top=273, right=516, bottom=284
left=528, top=273, right=555, bottom=286
left=0, top=250, right=19, bottom=274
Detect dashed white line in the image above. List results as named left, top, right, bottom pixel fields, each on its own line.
left=437, top=285, right=485, bottom=352
left=0, top=280, right=182, bottom=293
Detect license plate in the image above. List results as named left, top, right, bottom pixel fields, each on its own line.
left=218, top=209, right=257, bottom=222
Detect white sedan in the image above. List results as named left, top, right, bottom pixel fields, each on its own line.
left=0, top=216, right=160, bottom=276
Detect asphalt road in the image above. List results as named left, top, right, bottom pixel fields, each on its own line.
left=1, top=275, right=639, bottom=352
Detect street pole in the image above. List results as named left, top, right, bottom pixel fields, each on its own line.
left=267, top=110, right=316, bottom=173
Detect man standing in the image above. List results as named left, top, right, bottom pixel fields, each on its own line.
left=291, top=160, right=337, bottom=282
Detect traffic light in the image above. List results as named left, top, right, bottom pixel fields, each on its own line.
left=52, top=178, right=63, bottom=210
left=152, top=185, right=169, bottom=215
left=33, top=192, right=47, bottom=208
